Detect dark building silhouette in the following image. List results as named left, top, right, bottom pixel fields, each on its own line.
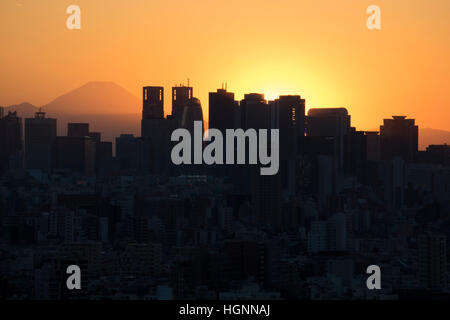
left=306, top=108, right=351, bottom=171
left=270, top=95, right=305, bottom=191
left=178, top=97, right=204, bottom=175
left=116, top=134, right=139, bottom=170
left=88, top=132, right=101, bottom=143
left=251, top=171, right=282, bottom=228
left=55, top=136, right=96, bottom=175
left=383, top=157, right=406, bottom=210
left=0, top=111, right=22, bottom=171
left=365, top=131, right=380, bottom=162
left=425, top=144, right=450, bottom=166
left=143, top=86, right=164, bottom=120
left=68, top=123, right=89, bottom=138
left=298, top=136, right=339, bottom=209
left=224, top=240, right=266, bottom=284
left=141, top=86, right=178, bottom=175
left=115, top=134, right=152, bottom=173
left=25, top=111, right=57, bottom=171
left=97, top=141, right=113, bottom=169
left=240, top=93, right=269, bottom=130
left=180, top=97, right=204, bottom=136
left=418, top=233, right=447, bottom=290
left=344, top=128, right=367, bottom=178
left=172, top=85, right=193, bottom=125
left=87, top=132, right=111, bottom=173
left=380, top=116, right=418, bottom=162
left=208, top=88, right=238, bottom=177
left=209, top=88, right=237, bottom=133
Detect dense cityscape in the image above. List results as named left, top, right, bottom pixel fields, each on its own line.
left=0, top=84, right=449, bottom=300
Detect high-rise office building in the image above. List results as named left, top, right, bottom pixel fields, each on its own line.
left=251, top=172, right=282, bottom=228
left=55, top=136, right=96, bottom=175
left=380, top=116, right=418, bottom=162
left=115, top=134, right=140, bottom=170
left=240, top=93, right=269, bottom=130
left=418, top=233, right=447, bottom=289
left=97, top=141, right=113, bottom=170
left=425, top=144, right=450, bottom=166
left=365, top=131, right=380, bottom=162
left=306, top=108, right=351, bottom=137
left=172, top=85, right=193, bottom=124
left=306, top=108, right=351, bottom=171
left=67, top=123, right=89, bottom=138
left=383, top=157, right=406, bottom=210
left=208, top=88, right=238, bottom=177
left=0, top=111, right=23, bottom=171
left=115, top=134, right=152, bottom=173
left=143, top=86, right=164, bottom=119
left=180, top=97, right=204, bottom=136
left=25, top=111, right=57, bottom=171
left=270, top=95, right=305, bottom=190
left=177, top=97, right=204, bottom=175
left=88, top=132, right=101, bottom=143
left=141, top=86, right=178, bottom=175
left=344, top=128, right=367, bottom=178
left=209, top=88, right=236, bottom=133
left=141, top=86, right=165, bottom=137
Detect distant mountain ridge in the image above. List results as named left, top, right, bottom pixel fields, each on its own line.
left=42, top=81, right=140, bottom=115
left=420, top=128, right=450, bottom=149
left=4, top=102, right=39, bottom=118
left=2, top=82, right=140, bottom=117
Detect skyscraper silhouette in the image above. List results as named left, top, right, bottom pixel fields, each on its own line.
left=141, top=85, right=177, bottom=175
left=270, top=95, right=305, bottom=191
left=380, top=116, right=418, bottom=162
left=25, top=110, right=57, bottom=172
left=172, top=85, right=193, bottom=125
left=418, top=233, right=447, bottom=289
left=240, top=93, right=269, bottom=130
left=180, top=97, right=204, bottom=136
left=209, top=88, right=236, bottom=133
left=68, top=123, right=89, bottom=137
left=143, top=86, right=164, bottom=120
left=208, top=88, right=238, bottom=177
left=0, top=111, right=22, bottom=171
left=306, top=108, right=351, bottom=171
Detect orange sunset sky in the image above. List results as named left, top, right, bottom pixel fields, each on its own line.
left=0, top=0, right=449, bottom=131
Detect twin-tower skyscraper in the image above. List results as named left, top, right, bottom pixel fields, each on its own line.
left=141, top=84, right=204, bottom=174
left=141, top=84, right=203, bottom=136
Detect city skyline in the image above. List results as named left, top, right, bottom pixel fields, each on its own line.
left=1, top=0, right=449, bottom=132
left=2, top=80, right=450, bottom=136
left=2, top=0, right=450, bottom=305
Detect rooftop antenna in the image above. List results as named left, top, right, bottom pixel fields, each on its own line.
left=225, top=82, right=227, bottom=91
left=36, top=107, right=45, bottom=118
left=187, top=78, right=190, bottom=87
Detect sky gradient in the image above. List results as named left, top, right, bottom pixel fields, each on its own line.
left=1, top=0, right=449, bottom=131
